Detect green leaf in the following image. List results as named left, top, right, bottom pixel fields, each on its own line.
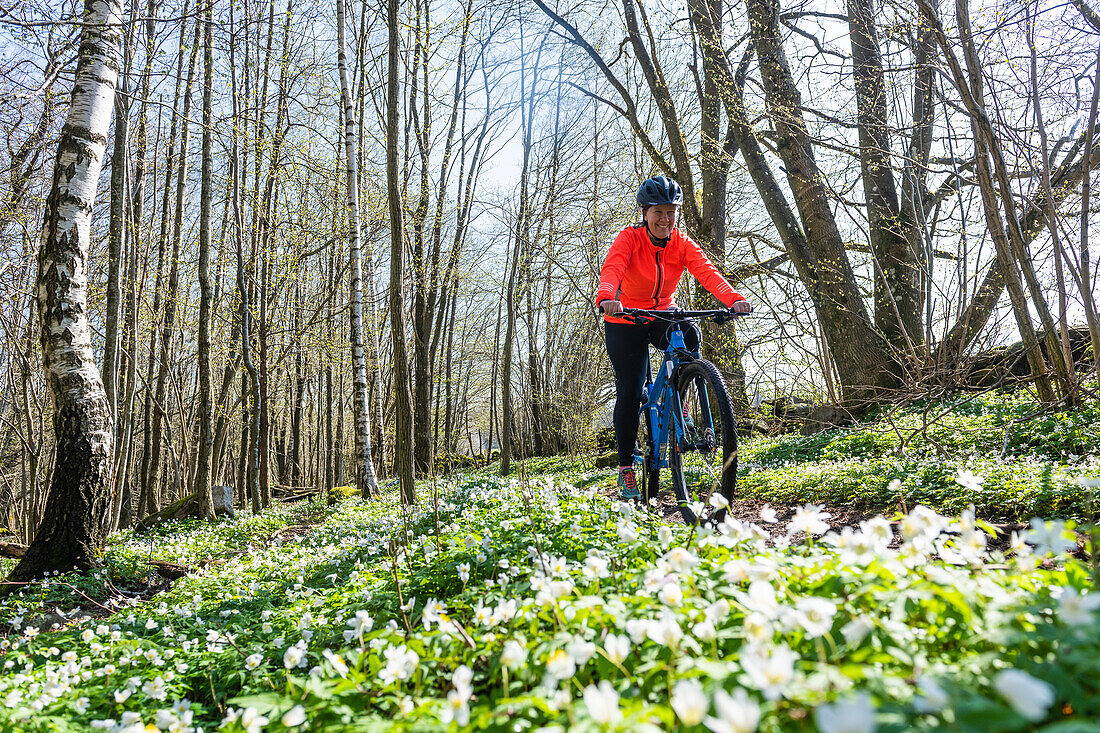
left=1037, top=723, right=1100, bottom=733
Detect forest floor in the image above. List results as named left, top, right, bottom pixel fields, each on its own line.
left=0, top=387, right=1098, bottom=732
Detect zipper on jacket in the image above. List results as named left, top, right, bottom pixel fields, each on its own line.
left=652, top=249, right=663, bottom=306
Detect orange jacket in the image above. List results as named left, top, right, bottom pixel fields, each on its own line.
left=595, top=224, right=744, bottom=323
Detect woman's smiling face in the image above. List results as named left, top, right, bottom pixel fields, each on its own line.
left=644, top=204, right=677, bottom=241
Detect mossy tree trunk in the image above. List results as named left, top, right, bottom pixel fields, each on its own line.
left=193, top=0, right=215, bottom=519
left=848, top=0, right=923, bottom=354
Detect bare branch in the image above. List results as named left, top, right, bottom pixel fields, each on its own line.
left=531, top=0, right=674, bottom=176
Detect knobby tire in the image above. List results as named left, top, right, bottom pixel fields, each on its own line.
left=668, top=359, right=738, bottom=525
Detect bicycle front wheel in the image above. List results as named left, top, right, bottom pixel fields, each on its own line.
left=669, top=359, right=738, bottom=525
left=638, top=409, right=661, bottom=504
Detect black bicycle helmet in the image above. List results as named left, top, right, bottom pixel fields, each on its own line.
left=636, top=175, right=684, bottom=209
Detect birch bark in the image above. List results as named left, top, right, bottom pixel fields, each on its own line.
left=337, top=0, right=380, bottom=498
left=5, top=0, right=123, bottom=585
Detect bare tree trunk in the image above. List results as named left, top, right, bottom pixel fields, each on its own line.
left=500, top=202, right=521, bottom=473
left=138, top=6, right=187, bottom=516
left=920, top=0, right=1058, bottom=399
left=325, top=248, right=336, bottom=494
left=103, top=19, right=131, bottom=425
left=338, top=0, right=381, bottom=498
left=335, top=368, right=345, bottom=487
left=103, top=19, right=132, bottom=527
left=115, top=0, right=158, bottom=530
left=902, top=0, right=937, bottom=352
left=144, top=17, right=200, bottom=516
left=365, top=244, right=386, bottom=474
left=5, top=0, right=122, bottom=587
left=228, top=0, right=261, bottom=514
left=111, top=204, right=140, bottom=531
left=258, top=252, right=271, bottom=505
left=744, top=0, right=897, bottom=403
left=210, top=168, right=240, bottom=480
left=526, top=254, right=543, bottom=457
left=426, top=59, right=493, bottom=413
left=194, top=0, right=215, bottom=519
left=292, top=280, right=304, bottom=487
left=963, top=2, right=1072, bottom=396
left=426, top=0, right=474, bottom=464
left=409, top=0, right=433, bottom=476
left=1028, top=7, right=1077, bottom=399
left=352, top=0, right=386, bottom=479
left=487, top=285, right=503, bottom=465
left=443, top=285, right=459, bottom=457
left=847, top=0, right=922, bottom=353
left=1082, top=43, right=1100, bottom=377
left=501, top=27, right=544, bottom=475
left=386, top=0, right=415, bottom=502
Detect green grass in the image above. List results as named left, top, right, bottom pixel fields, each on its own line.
left=733, top=390, right=1100, bottom=520
left=0, top=472, right=1097, bottom=732
left=2, top=387, right=1099, bottom=731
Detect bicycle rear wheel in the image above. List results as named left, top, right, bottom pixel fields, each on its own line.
left=668, top=359, right=738, bottom=525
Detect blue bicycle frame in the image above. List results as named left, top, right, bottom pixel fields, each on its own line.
left=641, top=325, right=693, bottom=472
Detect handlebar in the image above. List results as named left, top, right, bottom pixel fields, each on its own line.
left=596, top=306, right=750, bottom=324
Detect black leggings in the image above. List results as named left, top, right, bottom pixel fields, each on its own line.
left=605, top=317, right=701, bottom=467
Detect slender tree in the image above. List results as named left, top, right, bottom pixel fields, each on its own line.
left=103, top=15, right=131, bottom=525
left=194, top=0, right=216, bottom=518
left=1081, top=42, right=1100, bottom=377
left=103, top=17, right=130, bottom=425
left=139, top=0, right=190, bottom=519
left=143, top=16, right=200, bottom=515
left=501, top=24, right=543, bottom=475
left=337, top=0, right=381, bottom=498
left=387, top=0, right=415, bottom=502
left=228, top=0, right=262, bottom=513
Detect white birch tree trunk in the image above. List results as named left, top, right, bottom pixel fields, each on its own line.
left=5, top=0, right=122, bottom=586
left=336, top=0, right=379, bottom=498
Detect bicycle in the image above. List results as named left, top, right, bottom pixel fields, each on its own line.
left=613, top=308, right=744, bottom=526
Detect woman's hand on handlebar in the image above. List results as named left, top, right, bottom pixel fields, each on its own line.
left=599, top=299, right=624, bottom=316
left=729, top=300, right=751, bottom=315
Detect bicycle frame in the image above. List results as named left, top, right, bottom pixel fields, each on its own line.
left=640, top=324, right=697, bottom=471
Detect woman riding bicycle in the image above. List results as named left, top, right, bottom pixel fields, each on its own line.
left=596, top=175, right=751, bottom=499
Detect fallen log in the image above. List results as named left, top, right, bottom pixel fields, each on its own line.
left=962, top=326, right=1092, bottom=389
left=150, top=560, right=193, bottom=580
left=133, top=493, right=197, bottom=532
left=0, top=541, right=27, bottom=559
left=271, top=482, right=319, bottom=503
